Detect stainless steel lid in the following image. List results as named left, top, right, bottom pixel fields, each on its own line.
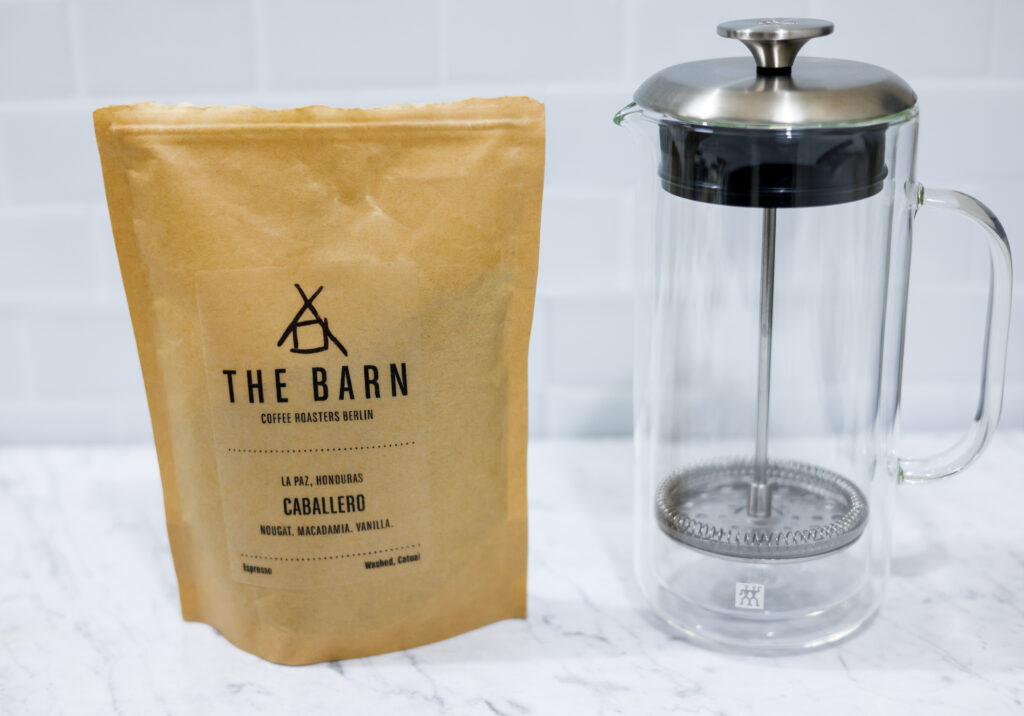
left=634, top=18, right=917, bottom=127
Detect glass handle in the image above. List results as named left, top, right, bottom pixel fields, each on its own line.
left=898, top=186, right=1013, bottom=483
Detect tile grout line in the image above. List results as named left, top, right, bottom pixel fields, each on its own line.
left=983, top=0, right=999, bottom=77
left=618, top=0, right=634, bottom=87
left=616, top=189, right=634, bottom=291
left=1, top=80, right=1022, bottom=115
left=7, top=315, right=30, bottom=402
left=435, top=0, right=450, bottom=85
left=65, top=0, right=88, bottom=98
left=0, top=202, right=108, bottom=217
left=90, top=204, right=121, bottom=307
left=0, top=113, right=8, bottom=205
left=530, top=294, right=549, bottom=436
left=0, top=83, right=651, bottom=113
left=250, top=0, right=270, bottom=93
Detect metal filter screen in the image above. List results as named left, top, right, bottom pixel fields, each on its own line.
left=656, top=458, right=868, bottom=560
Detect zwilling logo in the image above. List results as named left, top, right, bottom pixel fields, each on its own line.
left=734, top=582, right=764, bottom=610
left=277, top=284, right=347, bottom=355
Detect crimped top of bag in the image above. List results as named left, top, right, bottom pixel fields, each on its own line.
left=94, top=96, right=544, bottom=132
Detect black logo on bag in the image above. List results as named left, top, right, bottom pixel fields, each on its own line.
left=277, top=284, right=347, bottom=355
left=220, top=283, right=410, bottom=405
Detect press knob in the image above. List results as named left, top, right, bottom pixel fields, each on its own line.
left=718, top=18, right=833, bottom=74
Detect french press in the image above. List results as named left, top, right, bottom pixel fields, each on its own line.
left=616, top=19, right=1012, bottom=652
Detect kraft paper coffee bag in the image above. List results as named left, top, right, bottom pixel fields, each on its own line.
left=94, top=98, right=544, bottom=664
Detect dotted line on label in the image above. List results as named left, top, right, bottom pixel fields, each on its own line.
left=227, top=441, right=415, bottom=454
left=240, top=544, right=421, bottom=562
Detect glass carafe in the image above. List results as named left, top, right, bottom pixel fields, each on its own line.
left=617, top=18, right=1012, bottom=653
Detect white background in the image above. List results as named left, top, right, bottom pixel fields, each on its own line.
left=0, top=0, right=1021, bottom=442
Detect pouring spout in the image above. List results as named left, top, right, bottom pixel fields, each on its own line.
left=613, top=101, right=644, bottom=127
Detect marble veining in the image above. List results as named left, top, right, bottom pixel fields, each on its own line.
left=1, top=434, right=1023, bottom=714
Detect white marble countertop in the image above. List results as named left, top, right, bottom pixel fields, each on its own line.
left=2, top=434, right=1023, bottom=715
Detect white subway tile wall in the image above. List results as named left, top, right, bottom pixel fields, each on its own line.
left=0, top=3, right=75, bottom=99
left=75, top=1, right=258, bottom=95
left=259, top=1, right=437, bottom=89
left=0, top=0, right=1021, bottom=442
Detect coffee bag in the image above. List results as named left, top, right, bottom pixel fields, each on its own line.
left=94, top=98, right=544, bottom=664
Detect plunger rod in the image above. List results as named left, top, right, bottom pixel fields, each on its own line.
left=749, top=207, right=775, bottom=518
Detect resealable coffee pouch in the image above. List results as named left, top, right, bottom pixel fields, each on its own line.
left=94, top=98, right=544, bottom=664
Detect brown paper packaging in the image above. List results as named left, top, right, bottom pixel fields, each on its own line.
left=94, top=97, right=544, bottom=664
